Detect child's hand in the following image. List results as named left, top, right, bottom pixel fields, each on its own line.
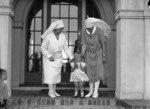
left=81, top=62, right=86, bottom=67
left=70, top=58, right=75, bottom=63
left=70, top=62, right=75, bottom=67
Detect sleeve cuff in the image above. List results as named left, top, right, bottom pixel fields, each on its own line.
left=47, top=54, right=51, bottom=59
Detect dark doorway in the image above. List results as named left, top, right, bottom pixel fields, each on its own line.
left=25, top=0, right=103, bottom=86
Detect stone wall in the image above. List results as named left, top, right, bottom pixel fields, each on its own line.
left=115, top=0, right=150, bottom=100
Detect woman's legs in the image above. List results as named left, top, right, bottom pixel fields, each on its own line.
left=85, top=82, right=94, bottom=97
left=53, top=84, right=60, bottom=96
left=93, top=80, right=100, bottom=98
left=48, top=84, right=56, bottom=98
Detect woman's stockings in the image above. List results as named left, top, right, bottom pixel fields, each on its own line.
left=48, top=84, right=56, bottom=98
left=93, top=80, right=100, bottom=98
left=85, top=82, right=94, bottom=97
left=53, top=84, right=60, bottom=96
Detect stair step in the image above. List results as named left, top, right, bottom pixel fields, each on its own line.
left=116, top=99, right=150, bottom=109
left=8, top=96, right=116, bottom=106
left=7, top=90, right=120, bottom=109
left=8, top=105, right=120, bottom=109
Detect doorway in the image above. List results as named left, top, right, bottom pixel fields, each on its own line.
left=24, top=0, right=101, bottom=85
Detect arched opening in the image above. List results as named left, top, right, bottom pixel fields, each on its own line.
left=12, top=0, right=116, bottom=89
left=24, top=0, right=102, bottom=85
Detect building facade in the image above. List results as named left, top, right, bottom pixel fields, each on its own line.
left=0, top=0, right=150, bottom=100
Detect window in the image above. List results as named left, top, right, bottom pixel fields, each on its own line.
left=27, top=0, right=43, bottom=73
left=50, top=1, right=79, bottom=62
left=25, top=0, right=101, bottom=85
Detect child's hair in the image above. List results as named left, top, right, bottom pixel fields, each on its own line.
left=0, top=68, right=6, bottom=79
left=74, top=53, right=85, bottom=62
left=74, top=53, right=81, bottom=59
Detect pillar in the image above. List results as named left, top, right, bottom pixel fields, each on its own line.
left=115, top=0, right=145, bottom=99
left=144, top=0, right=150, bottom=99
left=0, top=0, right=14, bottom=97
left=12, top=22, right=24, bottom=86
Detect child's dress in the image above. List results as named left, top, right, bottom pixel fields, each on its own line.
left=70, top=62, right=89, bottom=82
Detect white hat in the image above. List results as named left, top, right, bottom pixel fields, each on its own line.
left=41, top=20, right=64, bottom=39
left=85, top=17, right=111, bottom=38
left=85, top=18, right=95, bottom=28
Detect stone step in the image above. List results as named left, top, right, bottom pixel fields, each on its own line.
left=8, top=105, right=121, bottom=109
left=8, top=96, right=116, bottom=106
left=18, top=82, right=108, bottom=89
left=6, top=90, right=120, bottom=109
left=116, top=99, right=150, bottom=109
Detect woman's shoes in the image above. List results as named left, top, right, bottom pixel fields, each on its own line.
left=48, top=93, right=56, bottom=98
left=85, top=92, right=99, bottom=98
left=85, top=93, right=93, bottom=98
left=92, top=92, right=99, bottom=98
left=80, top=92, right=84, bottom=98
left=55, top=92, right=60, bottom=97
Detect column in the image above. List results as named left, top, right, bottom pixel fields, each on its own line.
left=11, top=22, right=24, bottom=86
left=115, top=0, right=145, bottom=99
left=78, top=0, right=86, bottom=33
left=144, top=8, right=150, bottom=100
left=0, top=1, right=14, bottom=97
left=81, top=0, right=86, bottom=30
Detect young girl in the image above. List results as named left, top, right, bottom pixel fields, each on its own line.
left=70, top=53, right=89, bottom=98
left=0, top=69, right=8, bottom=109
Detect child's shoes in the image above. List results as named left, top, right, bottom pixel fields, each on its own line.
left=80, top=92, right=84, bottom=98
left=74, top=92, right=78, bottom=98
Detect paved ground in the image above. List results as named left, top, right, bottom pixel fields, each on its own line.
left=7, top=90, right=119, bottom=109
left=5, top=89, right=150, bottom=109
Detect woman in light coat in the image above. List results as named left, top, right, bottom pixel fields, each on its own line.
left=81, top=17, right=111, bottom=98
left=41, top=20, right=74, bottom=98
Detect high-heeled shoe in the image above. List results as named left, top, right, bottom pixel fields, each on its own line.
left=48, top=93, right=56, bottom=98
left=55, top=92, right=60, bottom=97
left=85, top=93, right=93, bottom=98
left=92, top=92, right=99, bottom=98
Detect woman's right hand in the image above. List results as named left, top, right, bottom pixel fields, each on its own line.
left=49, top=56, right=55, bottom=61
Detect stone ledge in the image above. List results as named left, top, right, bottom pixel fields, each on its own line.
left=0, top=6, right=14, bottom=17
left=114, top=10, right=150, bottom=21
left=8, top=105, right=120, bottom=109
left=116, top=99, right=150, bottom=109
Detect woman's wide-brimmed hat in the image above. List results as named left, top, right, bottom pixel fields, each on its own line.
left=85, top=17, right=111, bottom=38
